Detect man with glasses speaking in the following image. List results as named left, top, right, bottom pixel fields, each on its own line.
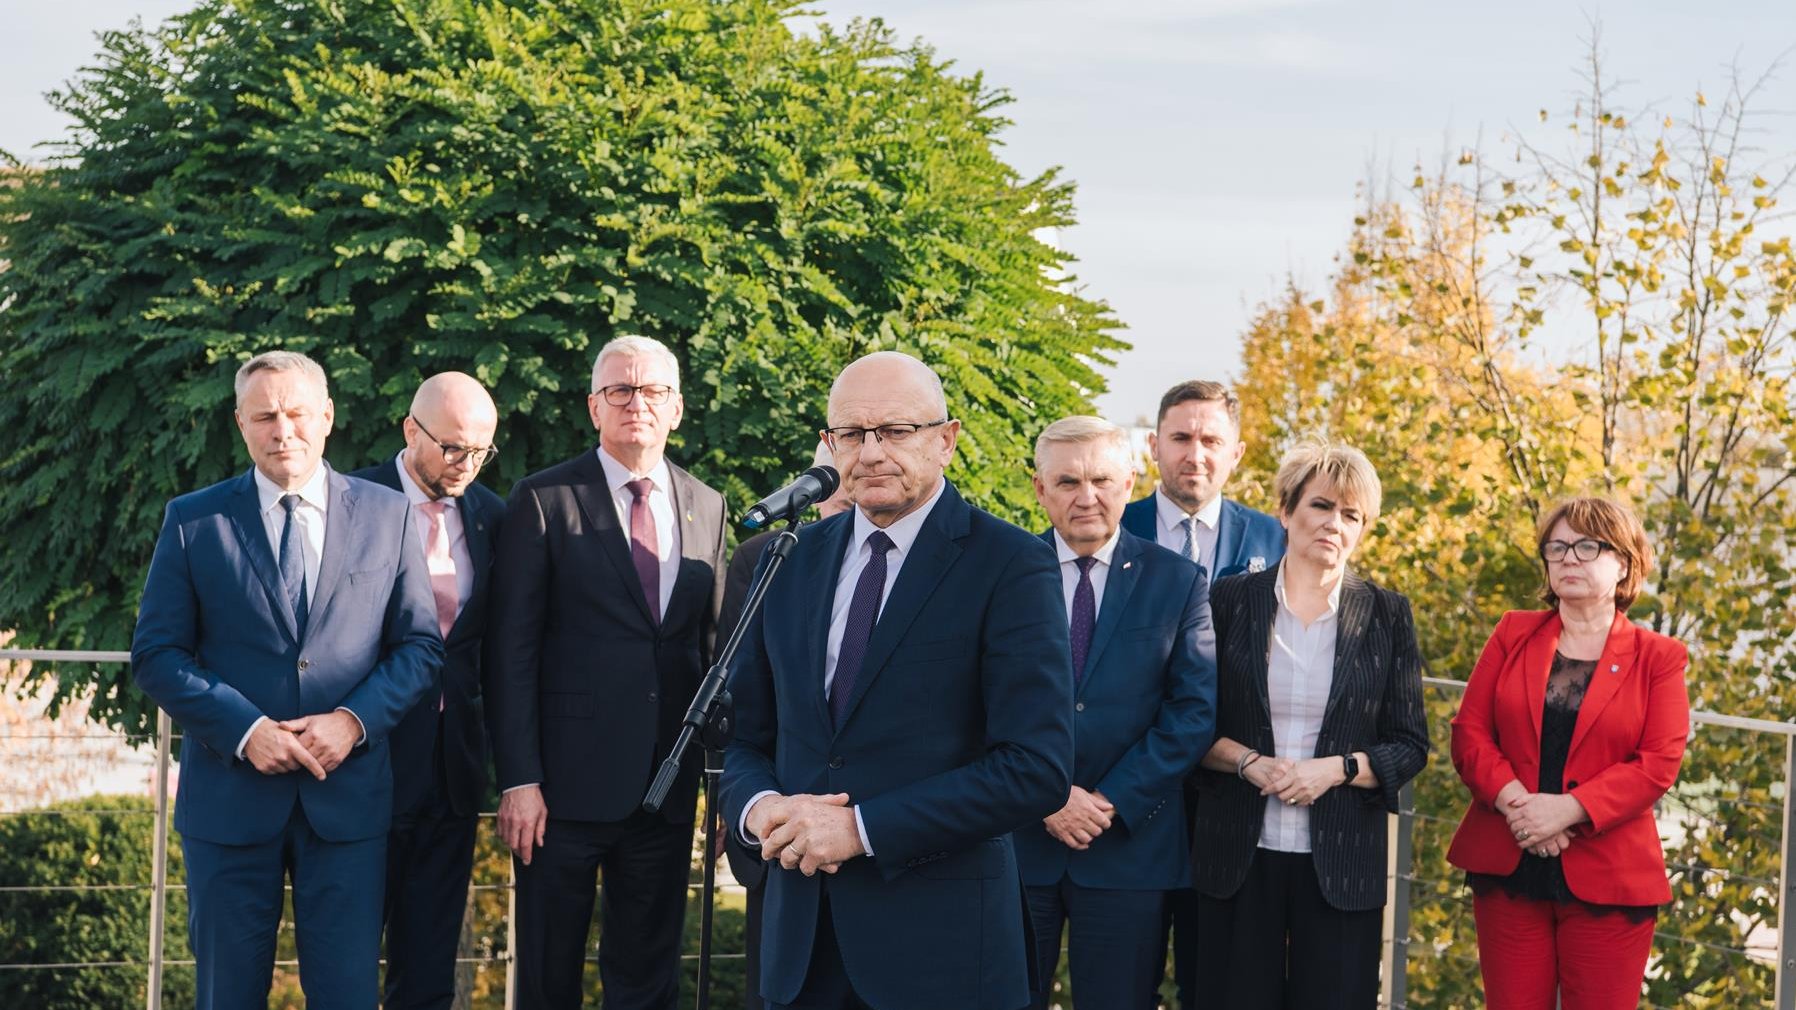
left=350, top=372, right=505, bottom=1010
left=487, top=335, right=728, bottom=1009
left=722, top=351, right=1074, bottom=1010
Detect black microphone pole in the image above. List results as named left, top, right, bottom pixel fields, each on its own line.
left=644, top=513, right=805, bottom=1010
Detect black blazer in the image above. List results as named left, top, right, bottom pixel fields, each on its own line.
left=485, top=448, right=727, bottom=823
left=349, top=457, right=506, bottom=817
left=1190, top=568, right=1429, bottom=911
left=717, top=528, right=777, bottom=891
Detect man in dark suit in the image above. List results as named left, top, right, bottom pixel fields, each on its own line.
left=1120, top=379, right=1283, bottom=1006
left=133, top=350, right=443, bottom=1009
left=350, top=372, right=506, bottom=1010
left=487, top=335, right=727, bottom=1009
left=715, top=441, right=853, bottom=1010
left=721, top=351, right=1074, bottom=1010
left=1015, top=416, right=1217, bottom=1009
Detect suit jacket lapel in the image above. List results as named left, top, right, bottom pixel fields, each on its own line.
left=1566, top=611, right=1639, bottom=760
left=455, top=489, right=494, bottom=642
left=1241, top=569, right=1279, bottom=735
left=228, top=470, right=300, bottom=643
left=659, top=465, right=712, bottom=633
left=1080, top=533, right=1142, bottom=695
left=804, top=513, right=854, bottom=731
left=1521, top=612, right=1562, bottom=746
left=1214, top=499, right=1245, bottom=575
left=304, top=466, right=355, bottom=639
left=835, top=484, right=968, bottom=733
left=568, top=450, right=658, bottom=627
left=1321, top=570, right=1373, bottom=726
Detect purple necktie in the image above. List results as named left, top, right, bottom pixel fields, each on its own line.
left=830, top=530, right=895, bottom=728
left=625, top=478, right=661, bottom=624
left=1070, top=556, right=1097, bottom=683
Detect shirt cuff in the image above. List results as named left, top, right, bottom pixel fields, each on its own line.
left=333, top=707, right=367, bottom=746
left=235, top=716, right=268, bottom=760
left=739, top=790, right=780, bottom=846
left=854, top=805, right=874, bottom=857
left=503, top=783, right=541, bottom=794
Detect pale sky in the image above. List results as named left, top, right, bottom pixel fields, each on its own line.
left=6, top=2, right=1794, bottom=424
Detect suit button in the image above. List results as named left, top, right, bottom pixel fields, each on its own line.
left=648, top=692, right=658, bottom=702
left=297, top=658, right=310, bottom=672
left=1075, top=702, right=1085, bottom=712
left=1567, top=779, right=1578, bottom=789
left=828, top=756, right=845, bottom=769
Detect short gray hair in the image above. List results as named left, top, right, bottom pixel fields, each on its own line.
left=591, top=335, right=681, bottom=393
left=1034, top=415, right=1135, bottom=473
left=1273, top=437, right=1383, bottom=525
left=235, top=351, right=329, bottom=407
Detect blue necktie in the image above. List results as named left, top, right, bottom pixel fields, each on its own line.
left=1069, top=556, right=1097, bottom=684
left=1179, top=516, right=1198, bottom=564
left=830, top=530, right=895, bottom=728
left=278, top=494, right=309, bottom=639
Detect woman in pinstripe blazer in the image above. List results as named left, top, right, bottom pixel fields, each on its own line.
left=1187, top=440, right=1429, bottom=1010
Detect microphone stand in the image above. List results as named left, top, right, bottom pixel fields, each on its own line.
left=644, top=514, right=804, bottom=1010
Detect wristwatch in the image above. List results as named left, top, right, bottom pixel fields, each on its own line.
left=1341, top=753, right=1360, bottom=785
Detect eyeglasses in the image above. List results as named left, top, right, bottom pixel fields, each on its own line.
left=595, top=384, right=677, bottom=407
left=411, top=416, right=498, bottom=468
left=1540, top=538, right=1613, bottom=563
left=822, top=419, right=950, bottom=451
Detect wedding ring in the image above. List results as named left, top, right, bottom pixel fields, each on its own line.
left=1518, top=830, right=1530, bottom=840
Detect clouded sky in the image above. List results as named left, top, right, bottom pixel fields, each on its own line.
left=6, top=1, right=1793, bottom=423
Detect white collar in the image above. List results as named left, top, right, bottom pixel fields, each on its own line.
left=596, top=445, right=674, bottom=497
left=1273, top=558, right=1344, bottom=616
left=253, top=463, right=330, bottom=516
left=1052, top=526, right=1122, bottom=568
left=849, top=478, right=947, bottom=557
left=1155, top=488, right=1223, bottom=531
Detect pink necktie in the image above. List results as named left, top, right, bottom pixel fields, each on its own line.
left=420, top=500, right=459, bottom=638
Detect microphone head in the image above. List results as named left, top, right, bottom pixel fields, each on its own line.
left=806, top=464, right=841, bottom=498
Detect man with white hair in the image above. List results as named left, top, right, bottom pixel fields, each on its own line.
left=1015, top=415, right=1217, bottom=1009
left=487, top=335, right=728, bottom=1009
left=132, top=349, right=442, bottom=1008
left=350, top=371, right=506, bottom=1010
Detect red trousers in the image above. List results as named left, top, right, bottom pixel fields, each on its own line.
left=1472, top=887, right=1655, bottom=1010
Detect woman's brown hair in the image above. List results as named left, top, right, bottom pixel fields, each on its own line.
left=1535, top=496, right=1653, bottom=611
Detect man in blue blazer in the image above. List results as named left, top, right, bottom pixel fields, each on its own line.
left=1017, top=416, right=1217, bottom=1009
left=350, top=372, right=506, bottom=1010
left=722, top=352, right=1074, bottom=1010
left=1120, top=379, right=1283, bottom=1009
left=132, top=350, right=443, bottom=1010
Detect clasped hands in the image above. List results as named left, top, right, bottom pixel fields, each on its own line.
left=1495, top=780, right=1587, bottom=858
left=1045, top=786, right=1113, bottom=850
left=1244, top=756, right=1346, bottom=807
left=243, top=711, right=362, bottom=781
left=747, top=793, right=865, bottom=876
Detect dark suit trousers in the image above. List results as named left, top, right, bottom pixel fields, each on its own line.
left=770, top=889, right=871, bottom=1010
left=514, top=810, right=693, bottom=1010
left=1026, top=881, right=1163, bottom=1010
left=183, top=801, right=385, bottom=1010
left=383, top=728, right=479, bottom=1010
left=1193, top=849, right=1381, bottom=1010
left=1162, top=885, right=1201, bottom=1008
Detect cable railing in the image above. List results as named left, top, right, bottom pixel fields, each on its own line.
left=5, top=650, right=1796, bottom=1009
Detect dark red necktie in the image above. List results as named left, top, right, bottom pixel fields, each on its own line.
left=1070, top=556, right=1097, bottom=683
left=625, top=478, right=661, bottom=624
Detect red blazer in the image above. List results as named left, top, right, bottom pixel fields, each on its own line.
left=1447, top=609, right=1689, bottom=906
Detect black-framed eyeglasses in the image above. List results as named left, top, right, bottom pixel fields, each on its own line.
left=595, top=383, right=677, bottom=407
left=822, top=419, right=951, bottom=451
left=411, top=416, right=498, bottom=468
left=1541, top=538, right=1613, bottom=563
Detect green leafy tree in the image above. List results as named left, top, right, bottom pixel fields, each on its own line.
left=0, top=0, right=1124, bottom=735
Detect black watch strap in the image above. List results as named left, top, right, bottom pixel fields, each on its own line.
left=1341, top=753, right=1360, bottom=783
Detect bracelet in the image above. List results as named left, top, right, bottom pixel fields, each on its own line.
left=1236, top=749, right=1261, bottom=780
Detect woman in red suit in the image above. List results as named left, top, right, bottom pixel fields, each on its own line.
left=1448, top=496, right=1689, bottom=1010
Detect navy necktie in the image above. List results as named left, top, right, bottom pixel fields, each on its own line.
left=830, top=530, right=895, bottom=728
left=278, top=494, right=309, bottom=639
left=625, top=478, right=661, bottom=624
left=1069, top=556, right=1097, bottom=683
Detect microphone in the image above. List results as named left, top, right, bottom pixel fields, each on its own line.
left=742, top=465, right=840, bottom=529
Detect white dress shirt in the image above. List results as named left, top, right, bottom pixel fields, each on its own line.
left=596, top=447, right=680, bottom=618
left=1053, top=527, right=1121, bottom=622
left=741, top=478, right=951, bottom=858
left=395, top=450, right=474, bottom=618
left=1153, top=489, right=1222, bottom=573
left=1259, top=560, right=1342, bottom=854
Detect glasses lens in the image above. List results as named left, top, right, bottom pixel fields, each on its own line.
left=1574, top=540, right=1602, bottom=561
left=1543, top=542, right=1567, bottom=561
left=877, top=425, right=918, bottom=444
left=830, top=429, right=866, bottom=449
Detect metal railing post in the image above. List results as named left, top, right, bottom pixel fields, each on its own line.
left=146, top=708, right=171, bottom=1010
left=1775, top=735, right=1796, bottom=1010
left=505, top=852, right=517, bottom=1010
left=1381, top=780, right=1414, bottom=1009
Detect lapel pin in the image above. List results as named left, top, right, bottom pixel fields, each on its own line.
left=686, top=511, right=694, bottom=523
left=1610, top=664, right=1620, bottom=673
left=1122, top=561, right=1132, bottom=570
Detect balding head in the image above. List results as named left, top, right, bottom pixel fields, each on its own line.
left=402, top=372, right=500, bottom=499
left=823, top=352, right=959, bottom=528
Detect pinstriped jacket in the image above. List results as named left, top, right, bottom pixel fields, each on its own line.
left=1189, top=567, right=1430, bottom=911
